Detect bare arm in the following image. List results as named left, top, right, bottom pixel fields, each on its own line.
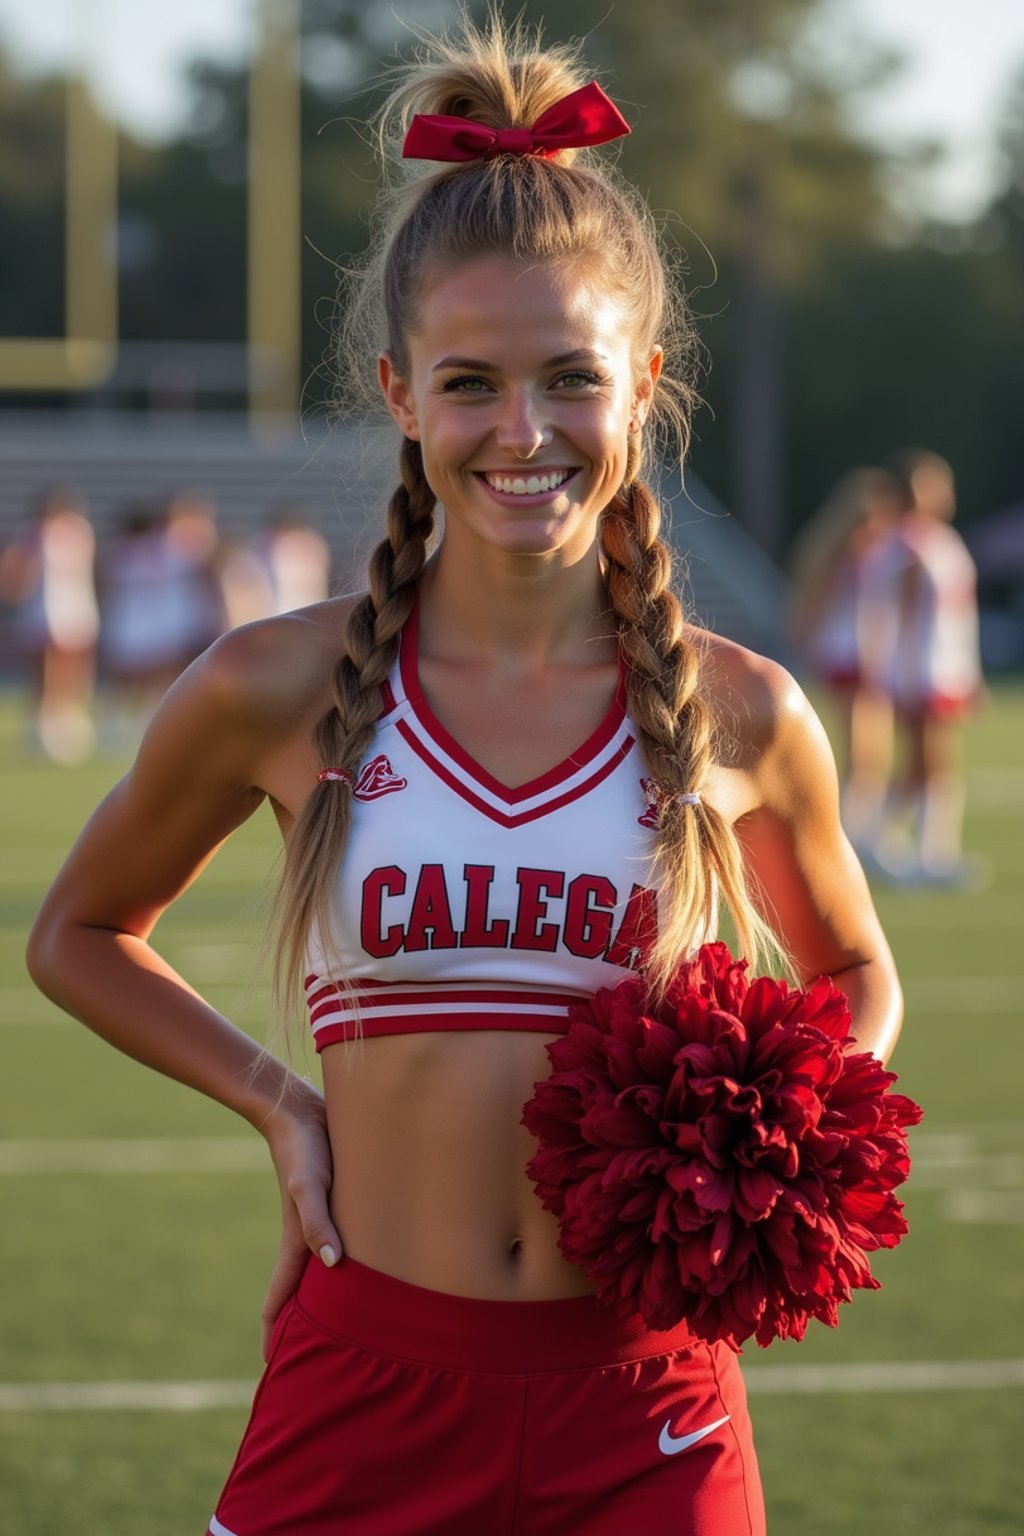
left=27, top=624, right=342, bottom=1354
left=717, top=652, right=903, bottom=1063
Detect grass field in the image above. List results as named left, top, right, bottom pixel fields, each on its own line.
left=1, top=683, right=1022, bottom=1535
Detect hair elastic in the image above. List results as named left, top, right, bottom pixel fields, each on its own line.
left=317, top=768, right=354, bottom=786
left=678, top=792, right=702, bottom=806
left=402, top=81, right=630, bottom=163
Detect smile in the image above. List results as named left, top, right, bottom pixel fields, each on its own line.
left=480, top=469, right=574, bottom=496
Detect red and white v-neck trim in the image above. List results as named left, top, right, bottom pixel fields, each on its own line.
left=390, top=599, right=635, bottom=828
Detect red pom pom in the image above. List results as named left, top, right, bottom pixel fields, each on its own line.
left=521, top=942, right=922, bottom=1350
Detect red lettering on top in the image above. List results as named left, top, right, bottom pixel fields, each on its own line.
left=563, top=874, right=617, bottom=958
left=512, top=868, right=565, bottom=952
left=404, top=865, right=458, bottom=952
left=361, top=866, right=407, bottom=957
left=605, top=882, right=658, bottom=970
left=460, top=864, right=510, bottom=948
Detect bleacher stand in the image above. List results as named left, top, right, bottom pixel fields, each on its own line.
left=0, top=410, right=791, bottom=676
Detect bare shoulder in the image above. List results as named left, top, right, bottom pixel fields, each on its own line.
left=691, top=626, right=837, bottom=816
left=195, top=595, right=360, bottom=727
left=129, top=595, right=362, bottom=808
left=695, top=629, right=807, bottom=757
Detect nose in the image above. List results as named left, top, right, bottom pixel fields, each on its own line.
left=493, top=388, right=551, bottom=459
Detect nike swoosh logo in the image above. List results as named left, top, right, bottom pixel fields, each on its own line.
left=658, top=1412, right=731, bottom=1456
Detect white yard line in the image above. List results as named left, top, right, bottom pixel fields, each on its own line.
left=742, top=1358, right=1024, bottom=1394
left=909, top=1151, right=1024, bottom=1189
left=911, top=1120, right=1024, bottom=1139
left=3, top=976, right=1021, bottom=1024
left=0, top=988, right=257, bottom=1024
left=168, top=944, right=263, bottom=981
left=943, top=1189, right=1024, bottom=1222
left=0, top=1380, right=256, bottom=1411
left=2, top=1359, right=1022, bottom=1411
left=0, top=1138, right=267, bottom=1174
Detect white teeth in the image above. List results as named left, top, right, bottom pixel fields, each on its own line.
left=484, top=470, right=571, bottom=496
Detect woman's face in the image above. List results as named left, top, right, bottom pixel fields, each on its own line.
left=379, top=255, right=661, bottom=563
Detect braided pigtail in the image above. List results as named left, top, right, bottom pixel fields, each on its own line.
left=271, top=438, right=435, bottom=1019
left=600, top=474, right=782, bottom=991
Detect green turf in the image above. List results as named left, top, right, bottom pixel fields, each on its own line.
left=1, top=683, right=1022, bottom=1533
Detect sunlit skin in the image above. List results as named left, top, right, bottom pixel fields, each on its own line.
left=26, top=254, right=902, bottom=1360
left=379, top=255, right=661, bottom=781
left=380, top=255, right=661, bottom=570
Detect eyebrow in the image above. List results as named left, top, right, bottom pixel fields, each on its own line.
left=431, top=349, right=608, bottom=373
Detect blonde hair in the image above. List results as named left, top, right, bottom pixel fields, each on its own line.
left=274, top=12, right=779, bottom=1014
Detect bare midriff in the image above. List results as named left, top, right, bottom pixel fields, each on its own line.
left=321, top=1028, right=597, bottom=1301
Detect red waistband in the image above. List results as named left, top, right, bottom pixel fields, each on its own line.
left=305, top=975, right=587, bottom=1047
left=295, top=1255, right=705, bottom=1376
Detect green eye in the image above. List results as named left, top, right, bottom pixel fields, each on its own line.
left=555, top=371, right=602, bottom=389
left=444, top=375, right=490, bottom=393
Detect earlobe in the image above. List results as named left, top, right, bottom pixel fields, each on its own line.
left=378, top=352, right=420, bottom=441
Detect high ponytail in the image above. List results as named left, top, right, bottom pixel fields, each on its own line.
left=335, top=13, right=697, bottom=480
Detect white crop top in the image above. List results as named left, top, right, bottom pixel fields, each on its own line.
left=306, top=603, right=680, bottom=1048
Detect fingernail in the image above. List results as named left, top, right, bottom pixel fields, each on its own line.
left=319, top=1245, right=338, bottom=1267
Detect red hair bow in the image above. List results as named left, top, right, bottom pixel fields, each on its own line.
left=402, top=81, right=631, bottom=163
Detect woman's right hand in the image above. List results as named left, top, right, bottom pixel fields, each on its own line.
left=260, top=1083, right=343, bottom=1362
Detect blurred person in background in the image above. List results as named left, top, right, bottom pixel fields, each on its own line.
left=219, top=506, right=332, bottom=631
left=98, top=502, right=179, bottom=743
left=861, top=449, right=984, bottom=885
left=257, top=507, right=332, bottom=615
left=98, top=493, right=225, bottom=745
left=162, top=490, right=226, bottom=666
left=0, top=488, right=99, bottom=763
left=789, top=467, right=903, bottom=863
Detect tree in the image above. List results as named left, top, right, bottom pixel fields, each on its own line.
left=2, top=5, right=1019, bottom=545
left=0, top=55, right=69, bottom=338
left=986, top=63, right=1024, bottom=266
left=502, top=0, right=905, bottom=549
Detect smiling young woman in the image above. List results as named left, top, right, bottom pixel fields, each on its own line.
left=378, top=256, right=660, bottom=563
left=27, top=14, right=902, bottom=1535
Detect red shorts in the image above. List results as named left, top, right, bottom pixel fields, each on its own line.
left=820, top=665, right=862, bottom=692
left=895, top=690, right=976, bottom=721
left=207, top=1255, right=764, bottom=1536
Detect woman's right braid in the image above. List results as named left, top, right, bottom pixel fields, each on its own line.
left=317, top=436, right=435, bottom=772
left=272, top=438, right=435, bottom=1019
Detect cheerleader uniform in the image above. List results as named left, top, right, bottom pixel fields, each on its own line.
left=208, top=602, right=765, bottom=1536
left=861, top=514, right=981, bottom=718
left=805, top=552, right=865, bottom=692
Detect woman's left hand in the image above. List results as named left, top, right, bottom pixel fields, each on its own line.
left=260, top=1083, right=343, bottom=1362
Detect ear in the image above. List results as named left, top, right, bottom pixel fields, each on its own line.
left=378, top=352, right=421, bottom=441
left=631, top=344, right=664, bottom=429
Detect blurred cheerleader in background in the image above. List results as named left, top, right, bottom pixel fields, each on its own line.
left=789, top=466, right=903, bottom=863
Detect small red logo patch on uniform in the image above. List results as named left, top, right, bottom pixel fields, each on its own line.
left=638, top=778, right=664, bottom=829
left=353, top=754, right=408, bottom=801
